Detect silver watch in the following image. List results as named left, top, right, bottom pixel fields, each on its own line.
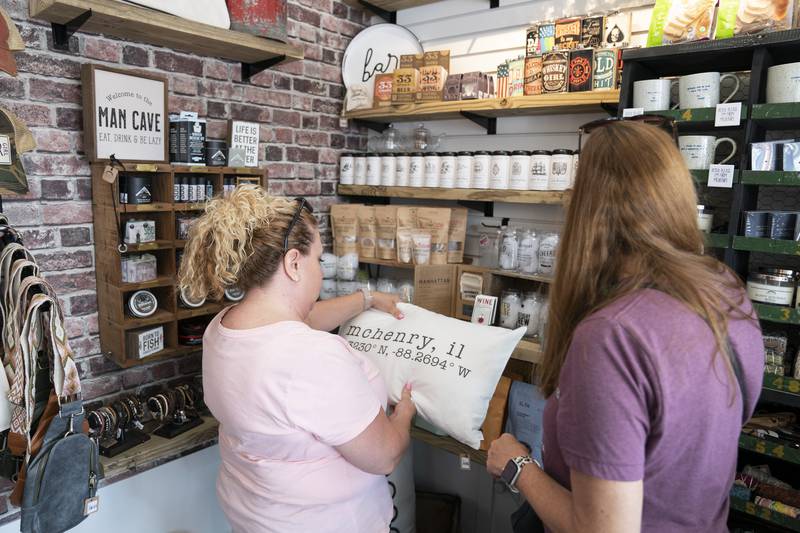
left=360, top=287, right=373, bottom=310
left=501, top=455, right=541, bottom=493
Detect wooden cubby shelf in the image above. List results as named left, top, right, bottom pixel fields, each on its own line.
left=739, top=433, right=800, bottom=465
left=730, top=496, right=800, bottom=532
left=741, top=171, right=800, bottom=186
left=410, top=426, right=487, bottom=465
left=29, top=0, right=303, bottom=67
left=345, top=91, right=620, bottom=123
left=733, top=236, right=800, bottom=255
left=91, top=164, right=267, bottom=366
left=338, top=184, right=567, bottom=205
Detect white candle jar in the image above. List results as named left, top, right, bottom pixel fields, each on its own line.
left=549, top=149, right=573, bottom=191
left=353, top=154, right=367, bottom=185
left=380, top=154, right=397, bottom=186
left=500, top=289, right=522, bottom=329
left=339, top=153, right=354, bottom=185
left=510, top=151, right=532, bottom=190
left=366, top=154, right=382, bottom=186
left=747, top=273, right=795, bottom=306
left=529, top=150, right=551, bottom=190
left=472, top=151, right=491, bottom=189
left=424, top=154, right=442, bottom=188
left=456, top=152, right=473, bottom=188
left=395, top=154, right=410, bottom=186
left=490, top=151, right=511, bottom=190
left=439, top=153, right=456, bottom=188
left=409, top=153, right=425, bottom=187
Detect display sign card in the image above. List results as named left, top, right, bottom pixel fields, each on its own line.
left=715, top=102, right=742, bottom=127
left=708, top=164, right=735, bottom=188
left=228, top=120, right=260, bottom=168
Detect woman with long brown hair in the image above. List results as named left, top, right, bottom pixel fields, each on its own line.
left=177, top=186, right=415, bottom=533
left=487, top=120, right=764, bottom=532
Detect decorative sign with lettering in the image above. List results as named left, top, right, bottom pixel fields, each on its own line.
left=81, top=64, right=168, bottom=162
left=341, top=23, right=423, bottom=104
left=228, top=120, right=260, bottom=168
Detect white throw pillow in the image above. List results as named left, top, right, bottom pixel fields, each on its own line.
left=340, top=303, right=525, bottom=449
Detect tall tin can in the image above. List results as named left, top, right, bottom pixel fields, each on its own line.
left=592, top=48, right=617, bottom=90
left=569, top=49, right=593, bottom=92
left=538, top=22, right=555, bottom=54
left=525, top=26, right=540, bottom=57
left=541, top=51, right=569, bottom=93
left=523, top=55, right=543, bottom=96
left=226, top=0, right=287, bottom=42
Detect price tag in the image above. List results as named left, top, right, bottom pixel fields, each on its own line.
left=707, top=164, right=735, bottom=188
left=714, top=102, right=742, bottom=127
left=460, top=454, right=471, bottom=471
left=622, top=107, right=644, bottom=118
left=339, top=117, right=349, bottom=129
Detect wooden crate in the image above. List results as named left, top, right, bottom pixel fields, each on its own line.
left=91, top=163, right=267, bottom=367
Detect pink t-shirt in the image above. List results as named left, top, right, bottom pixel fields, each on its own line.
left=202, top=309, right=392, bottom=533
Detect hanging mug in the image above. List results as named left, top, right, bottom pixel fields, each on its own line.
left=678, top=72, right=740, bottom=108
left=678, top=135, right=737, bottom=170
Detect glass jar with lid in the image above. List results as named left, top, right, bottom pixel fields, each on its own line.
left=499, top=227, right=519, bottom=271
left=697, top=205, right=714, bottom=233
left=518, top=229, right=539, bottom=274
left=500, top=289, right=522, bottom=329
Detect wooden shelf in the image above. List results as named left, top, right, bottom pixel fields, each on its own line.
left=338, top=184, right=567, bottom=205
left=741, top=170, right=800, bottom=186
left=733, top=236, right=800, bottom=255
left=491, top=269, right=553, bottom=284
left=650, top=105, right=748, bottom=126
left=754, top=303, right=800, bottom=325
left=739, top=433, right=800, bottom=465
left=116, top=309, right=175, bottom=330
left=411, top=426, right=487, bottom=465
left=119, top=276, right=175, bottom=292
left=176, top=302, right=224, bottom=321
left=730, top=496, right=800, bottom=532
left=174, top=203, right=208, bottom=212
left=512, top=338, right=542, bottom=364
left=175, top=240, right=187, bottom=249
left=345, top=91, right=620, bottom=123
left=123, top=240, right=174, bottom=253
left=359, top=257, right=416, bottom=269
left=101, top=416, right=218, bottom=480
left=29, top=0, right=303, bottom=65
left=173, top=166, right=264, bottom=175
left=343, top=0, right=441, bottom=11
left=119, top=202, right=174, bottom=213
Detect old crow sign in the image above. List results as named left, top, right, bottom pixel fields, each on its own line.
left=81, top=64, right=168, bottom=163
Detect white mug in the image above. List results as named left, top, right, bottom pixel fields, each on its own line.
left=679, top=72, right=740, bottom=108
left=767, top=62, right=800, bottom=104
left=679, top=135, right=737, bottom=170
left=633, top=79, right=672, bottom=111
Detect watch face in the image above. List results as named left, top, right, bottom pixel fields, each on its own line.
left=500, top=459, right=518, bottom=485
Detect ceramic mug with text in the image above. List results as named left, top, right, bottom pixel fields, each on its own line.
left=633, top=79, right=673, bottom=111
left=678, top=135, right=737, bottom=170
left=767, top=62, right=800, bottom=103
left=679, top=72, right=740, bottom=108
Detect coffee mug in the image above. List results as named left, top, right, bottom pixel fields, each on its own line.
left=633, top=79, right=672, bottom=111
left=767, top=62, right=800, bottom=103
left=679, top=135, right=737, bottom=170
left=679, top=72, right=740, bottom=108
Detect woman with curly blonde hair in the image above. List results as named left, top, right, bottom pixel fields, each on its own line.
left=178, top=186, right=415, bottom=533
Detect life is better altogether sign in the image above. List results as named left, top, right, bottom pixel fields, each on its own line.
left=230, top=120, right=260, bottom=167
left=93, top=69, right=165, bottom=161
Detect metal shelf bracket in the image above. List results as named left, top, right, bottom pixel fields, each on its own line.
left=460, top=111, right=497, bottom=134
left=52, top=9, right=92, bottom=49
left=358, top=1, right=397, bottom=23
left=490, top=0, right=499, bottom=7
left=241, top=55, right=286, bottom=82
left=353, top=119, right=390, bottom=133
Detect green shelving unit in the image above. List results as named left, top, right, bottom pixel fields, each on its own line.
left=733, top=236, right=800, bottom=255
left=691, top=169, right=739, bottom=185
left=752, top=103, right=800, bottom=128
left=755, top=303, right=800, bottom=325
left=763, top=372, right=800, bottom=394
left=739, top=433, right=800, bottom=465
left=651, top=105, right=748, bottom=125
left=706, top=233, right=731, bottom=249
left=741, top=171, right=800, bottom=186
left=730, top=496, right=800, bottom=532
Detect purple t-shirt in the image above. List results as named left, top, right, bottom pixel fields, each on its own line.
left=543, top=288, right=763, bottom=532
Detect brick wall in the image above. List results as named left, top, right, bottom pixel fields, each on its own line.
left=0, top=0, right=369, bottom=403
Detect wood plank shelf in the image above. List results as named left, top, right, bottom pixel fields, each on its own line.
left=491, top=270, right=553, bottom=284
left=411, top=426, right=487, bottom=465
left=119, top=276, right=175, bottom=292
left=650, top=105, right=748, bottom=126
left=741, top=170, right=800, bottom=186
left=730, top=496, right=800, bottom=532
left=343, top=0, right=441, bottom=11
left=733, top=236, right=800, bottom=255
left=344, top=91, right=620, bottom=123
left=754, top=303, right=800, bottom=325
left=739, top=433, right=800, bottom=465
left=176, top=302, right=225, bottom=321
left=116, top=309, right=175, bottom=330
left=360, top=257, right=415, bottom=269
left=338, top=184, right=567, bottom=205
left=123, top=240, right=174, bottom=253
left=29, top=0, right=303, bottom=66
left=119, top=202, right=174, bottom=213
left=513, top=338, right=542, bottom=364
left=173, top=203, right=208, bottom=212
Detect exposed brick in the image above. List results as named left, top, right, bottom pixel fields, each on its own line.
left=44, top=271, right=97, bottom=292
left=318, top=148, right=338, bottom=164
left=170, top=74, right=198, bottom=96
left=329, top=84, right=344, bottom=99
left=292, top=94, right=313, bottom=111
left=206, top=119, right=227, bottom=140
left=276, top=60, right=304, bottom=76
left=56, top=107, right=82, bottom=130
left=247, top=70, right=273, bottom=88
left=266, top=146, right=283, bottom=161
left=75, top=178, right=92, bottom=200
left=35, top=250, right=93, bottom=271
left=82, top=374, right=122, bottom=400
left=19, top=228, right=56, bottom=249
left=70, top=294, right=98, bottom=316
left=122, top=367, right=150, bottom=389
left=204, top=59, right=229, bottom=81
left=322, top=49, right=339, bottom=65
left=83, top=37, right=122, bottom=62
left=332, top=2, right=348, bottom=18
left=299, top=0, right=332, bottom=11
left=154, top=51, right=203, bottom=77
left=151, top=361, right=176, bottom=380
left=302, top=116, right=318, bottom=129
left=41, top=179, right=73, bottom=200
left=330, top=133, right=345, bottom=148
left=87, top=314, right=99, bottom=335
left=43, top=202, right=92, bottom=224
left=4, top=202, right=41, bottom=226
left=198, top=80, right=242, bottom=101
left=61, top=226, right=91, bottom=247
left=284, top=180, right=321, bottom=195
left=318, top=63, right=342, bottom=83
left=0, top=77, right=24, bottom=98
left=0, top=101, right=50, bottom=127
left=88, top=354, right=121, bottom=375
left=321, top=181, right=336, bottom=195
left=45, top=31, right=79, bottom=55
left=33, top=129, right=73, bottom=152
left=123, top=45, right=149, bottom=67
left=312, top=98, right=341, bottom=115
left=64, top=317, right=86, bottom=339
left=15, top=52, right=81, bottom=79
left=70, top=336, right=101, bottom=359
left=296, top=131, right=328, bottom=147
left=289, top=4, right=322, bottom=26
left=286, top=147, right=319, bottom=163
left=168, top=95, right=205, bottom=115
left=178, top=353, right=202, bottom=374
left=319, top=115, right=341, bottom=131
left=207, top=101, right=228, bottom=119
left=230, top=103, right=270, bottom=123
left=273, top=128, right=293, bottom=143
left=293, top=78, right=327, bottom=96
left=243, top=87, right=291, bottom=108
left=20, top=26, right=44, bottom=50
left=304, top=44, right=323, bottom=62
left=272, top=109, right=301, bottom=128
left=272, top=74, right=292, bottom=90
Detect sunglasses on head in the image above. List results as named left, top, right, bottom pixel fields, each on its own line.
left=283, top=197, right=314, bottom=254
left=577, top=114, right=678, bottom=152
